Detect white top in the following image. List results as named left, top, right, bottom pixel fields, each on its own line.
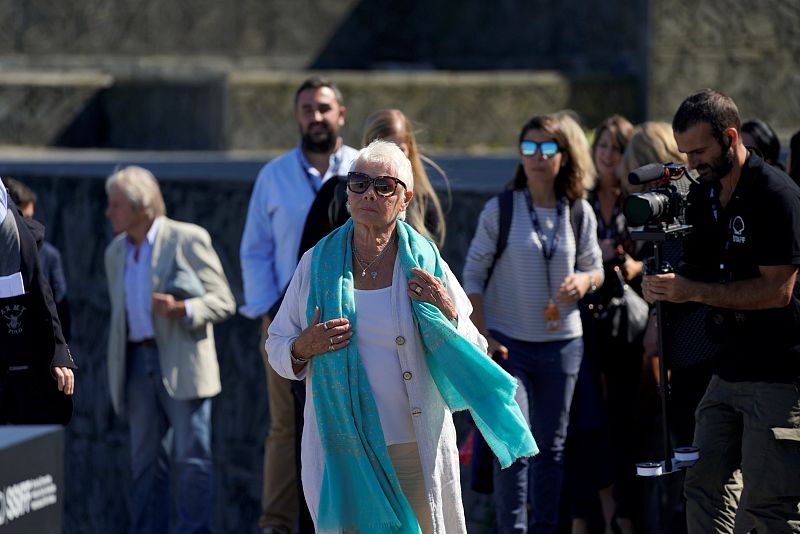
left=354, top=286, right=415, bottom=445
left=267, top=249, right=487, bottom=533
left=462, top=192, right=603, bottom=342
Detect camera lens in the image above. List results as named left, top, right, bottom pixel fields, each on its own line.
left=624, top=192, right=670, bottom=226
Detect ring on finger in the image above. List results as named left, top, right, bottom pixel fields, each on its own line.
left=328, top=343, right=335, bottom=352
left=414, top=285, right=423, bottom=296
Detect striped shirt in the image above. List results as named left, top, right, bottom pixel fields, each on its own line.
left=463, top=191, right=602, bottom=342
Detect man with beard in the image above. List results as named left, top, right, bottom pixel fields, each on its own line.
left=240, top=76, right=358, bottom=534
left=642, top=89, right=800, bottom=534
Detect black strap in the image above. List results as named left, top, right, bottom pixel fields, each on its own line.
left=484, top=190, right=584, bottom=290
left=570, top=196, right=584, bottom=247
left=484, top=190, right=514, bottom=290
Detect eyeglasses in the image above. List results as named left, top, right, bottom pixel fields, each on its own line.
left=520, top=140, right=560, bottom=158
left=347, top=171, right=407, bottom=196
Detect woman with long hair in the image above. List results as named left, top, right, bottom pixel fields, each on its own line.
left=362, top=109, right=450, bottom=247
left=463, top=115, right=603, bottom=533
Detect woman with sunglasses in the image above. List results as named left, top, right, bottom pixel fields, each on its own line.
left=266, top=140, right=537, bottom=533
left=463, top=115, right=603, bottom=533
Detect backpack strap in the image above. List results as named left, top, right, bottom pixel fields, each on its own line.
left=484, top=190, right=514, bottom=290
left=570, top=197, right=584, bottom=255
left=484, top=193, right=585, bottom=291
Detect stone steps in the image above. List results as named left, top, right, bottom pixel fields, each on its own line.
left=0, top=68, right=637, bottom=151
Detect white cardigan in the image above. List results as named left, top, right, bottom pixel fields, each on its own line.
left=267, top=248, right=488, bottom=533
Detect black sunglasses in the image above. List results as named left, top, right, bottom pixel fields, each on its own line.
left=347, top=171, right=407, bottom=196
left=520, top=140, right=560, bottom=158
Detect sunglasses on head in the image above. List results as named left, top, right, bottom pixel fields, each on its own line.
left=347, top=171, right=407, bottom=196
left=520, top=140, right=560, bottom=158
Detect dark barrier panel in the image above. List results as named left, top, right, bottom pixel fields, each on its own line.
left=0, top=426, right=64, bottom=533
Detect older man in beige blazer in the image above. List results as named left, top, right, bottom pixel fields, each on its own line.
left=104, top=166, right=235, bottom=534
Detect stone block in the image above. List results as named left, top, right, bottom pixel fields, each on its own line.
left=226, top=70, right=638, bottom=151
left=0, top=70, right=111, bottom=146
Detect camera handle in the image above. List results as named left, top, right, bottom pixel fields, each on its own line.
left=636, top=239, right=700, bottom=476
left=653, top=241, right=674, bottom=474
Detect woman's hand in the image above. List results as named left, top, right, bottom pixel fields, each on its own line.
left=621, top=254, right=644, bottom=281
left=292, top=307, right=353, bottom=361
left=557, top=273, right=590, bottom=304
left=407, top=267, right=457, bottom=321
left=487, top=336, right=509, bottom=361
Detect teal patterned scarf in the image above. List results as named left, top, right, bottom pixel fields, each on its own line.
left=307, top=219, right=537, bottom=532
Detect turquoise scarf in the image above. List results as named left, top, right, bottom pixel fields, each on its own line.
left=307, top=219, right=537, bottom=532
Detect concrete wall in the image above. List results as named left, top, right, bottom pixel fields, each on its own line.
left=647, top=0, right=800, bottom=135
left=0, top=0, right=644, bottom=74
left=0, top=0, right=359, bottom=68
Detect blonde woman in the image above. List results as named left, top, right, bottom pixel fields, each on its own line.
left=619, top=122, right=686, bottom=194
left=363, top=109, right=449, bottom=247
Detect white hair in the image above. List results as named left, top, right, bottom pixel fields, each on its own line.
left=105, top=165, right=166, bottom=218
left=350, top=139, right=414, bottom=192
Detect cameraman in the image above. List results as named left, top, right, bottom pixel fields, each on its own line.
left=642, top=89, right=800, bottom=534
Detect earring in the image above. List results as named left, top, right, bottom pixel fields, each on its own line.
left=345, top=201, right=351, bottom=214
left=397, top=210, right=406, bottom=222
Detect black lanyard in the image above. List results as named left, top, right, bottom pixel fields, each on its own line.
left=523, top=188, right=563, bottom=298
left=297, top=149, right=341, bottom=194
left=593, top=195, right=622, bottom=241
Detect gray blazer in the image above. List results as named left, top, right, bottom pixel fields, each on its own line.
left=105, top=217, right=235, bottom=415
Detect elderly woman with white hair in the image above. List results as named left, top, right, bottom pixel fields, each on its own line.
left=267, top=140, right=537, bottom=533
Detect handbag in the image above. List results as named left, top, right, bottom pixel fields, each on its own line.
left=597, top=266, right=649, bottom=345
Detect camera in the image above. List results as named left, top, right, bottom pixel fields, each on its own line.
left=624, top=184, right=687, bottom=227
left=623, top=162, right=691, bottom=228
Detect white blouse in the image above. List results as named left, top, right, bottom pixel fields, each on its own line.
left=354, top=286, right=416, bottom=445
left=267, top=248, right=488, bottom=533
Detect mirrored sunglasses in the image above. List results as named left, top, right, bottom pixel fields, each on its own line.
left=347, top=171, right=407, bottom=196
left=520, top=140, right=560, bottom=158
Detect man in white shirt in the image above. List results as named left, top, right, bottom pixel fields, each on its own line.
left=239, top=76, right=359, bottom=534
left=104, top=166, right=235, bottom=533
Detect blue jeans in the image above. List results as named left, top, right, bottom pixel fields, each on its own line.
left=490, top=332, right=583, bottom=534
left=126, top=344, right=215, bottom=534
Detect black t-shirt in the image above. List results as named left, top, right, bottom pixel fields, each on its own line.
left=681, top=152, right=800, bottom=383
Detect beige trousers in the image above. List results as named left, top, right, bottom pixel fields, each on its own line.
left=259, top=316, right=298, bottom=532
left=388, top=442, right=433, bottom=534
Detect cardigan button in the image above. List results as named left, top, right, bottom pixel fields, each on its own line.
left=395, top=336, right=406, bottom=345
left=403, top=371, right=412, bottom=381
left=411, top=408, right=422, bottom=417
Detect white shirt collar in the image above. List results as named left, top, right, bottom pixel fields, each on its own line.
left=125, top=216, right=162, bottom=251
